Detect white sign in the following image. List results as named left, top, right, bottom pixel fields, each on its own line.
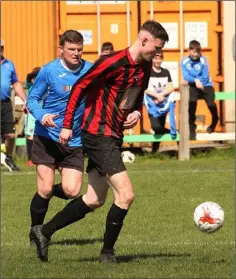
left=160, top=22, right=178, bottom=49
left=185, top=21, right=208, bottom=48
left=67, top=1, right=125, bottom=4
left=110, top=24, right=119, bottom=34
left=161, top=61, right=179, bottom=88
left=78, top=30, right=93, bottom=45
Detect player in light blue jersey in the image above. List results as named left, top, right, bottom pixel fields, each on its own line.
left=27, top=30, right=92, bottom=244
left=181, top=40, right=218, bottom=140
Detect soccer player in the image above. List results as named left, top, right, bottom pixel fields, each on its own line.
left=100, top=41, right=114, bottom=56
left=144, top=49, right=176, bottom=152
left=181, top=40, right=219, bottom=140
left=27, top=30, right=92, bottom=242
left=1, top=39, right=26, bottom=171
left=30, top=20, right=169, bottom=263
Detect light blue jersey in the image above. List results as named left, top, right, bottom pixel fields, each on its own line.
left=1, top=58, right=18, bottom=100
left=181, top=55, right=212, bottom=87
left=27, top=58, right=93, bottom=146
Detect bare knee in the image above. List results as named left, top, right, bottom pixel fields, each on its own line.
left=83, top=194, right=106, bottom=209
left=38, top=186, right=53, bottom=199
left=62, top=183, right=81, bottom=199
left=116, top=190, right=135, bottom=209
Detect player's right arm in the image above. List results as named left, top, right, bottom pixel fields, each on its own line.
left=26, top=67, right=58, bottom=127
left=26, top=67, right=48, bottom=122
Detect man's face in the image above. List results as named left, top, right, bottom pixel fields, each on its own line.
left=140, top=36, right=165, bottom=62
left=189, top=49, right=201, bottom=61
left=60, top=41, right=83, bottom=66
left=153, top=54, right=163, bottom=68
left=101, top=49, right=113, bottom=56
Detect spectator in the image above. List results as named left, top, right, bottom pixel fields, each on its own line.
left=24, top=67, right=41, bottom=166
left=144, top=49, right=176, bottom=152
left=181, top=40, right=218, bottom=140
left=1, top=39, right=26, bottom=171
left=101, top=42, right=114, bottom=56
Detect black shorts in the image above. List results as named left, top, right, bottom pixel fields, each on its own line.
left=31, top=135, right=84, bottom=172
left=81, top=131, right=126, bottom=176
left=1, top=99, right=15, bottom=135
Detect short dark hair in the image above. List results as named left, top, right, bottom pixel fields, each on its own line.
left=189, top=40, right=201, bottom=51
left=60, top=30, right=84, bottom=46
left=101, top=42, right=114, bottom=52
left=155, top=48, right=164, bottom=58
left=140, top=20, right=169, bottom=42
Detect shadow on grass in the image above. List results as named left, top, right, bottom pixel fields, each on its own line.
left=51, top=238, right=103, bottom=246
left=77, top=252, right=191, bottom=263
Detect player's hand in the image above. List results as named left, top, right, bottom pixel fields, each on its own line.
left=42, top=114, right=59, bottom=128
left=156, top=93, right=165, bottom=103
left=181, top=80, right=188, bottom=86
left=123, top=111, right=140, bottom=129
left=59, top=128, right=72, bottom=145
left=195, top=79, right=203, bottom=90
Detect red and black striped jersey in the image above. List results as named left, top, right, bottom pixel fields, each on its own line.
left=63, top=48, right=152, bottom=138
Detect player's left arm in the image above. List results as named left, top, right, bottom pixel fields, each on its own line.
left=199, top=57, right=210, bottom=84
left=11, top=63, right=27, bottom=104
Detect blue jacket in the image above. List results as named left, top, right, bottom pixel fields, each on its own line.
left=181, top=55, right=213, bottom=87
left=27, top=58, right=93, bottom=146
left=144, top=93, right=177, bottom=139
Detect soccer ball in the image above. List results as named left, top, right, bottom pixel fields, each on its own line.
left=121, top=151, right=135, bottom=163
left=193, top=201, right=224, bottom=233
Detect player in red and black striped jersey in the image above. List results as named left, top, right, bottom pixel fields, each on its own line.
left=33, top=20, right=169, bottom=263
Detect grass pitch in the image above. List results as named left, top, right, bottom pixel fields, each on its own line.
left=1, top=147, right=235, bottom=279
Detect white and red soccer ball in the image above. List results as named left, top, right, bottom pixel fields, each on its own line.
left=194, top=201, right=224, bottom=233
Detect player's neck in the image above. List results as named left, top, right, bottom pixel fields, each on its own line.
left=60, top=58, right=81, bottom=72
left=128, top=43, right=142, bottom=64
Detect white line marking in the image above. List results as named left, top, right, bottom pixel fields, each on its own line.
left=1, top=169, right=234, bottom=176
left=2, top=240, right=234, bottom=247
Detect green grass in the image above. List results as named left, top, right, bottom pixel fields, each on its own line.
left=1, top=148, right=235, bottom=279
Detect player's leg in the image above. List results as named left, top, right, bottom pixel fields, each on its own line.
left=188, top=87, right=198, bottom=140
left=53, top=146, right=84, bottom=200
left=99, top=170, right=134, bottom=263
left=30, top=135, right=58, bottom=229
left=30, top=164, right=55, bottom=228
left=83, top=168, right=109, bottom=209
left=203, top=86, right=219, bottom=133
left=90, top=135, right=134, bottom=263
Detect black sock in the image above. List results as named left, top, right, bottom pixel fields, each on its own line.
left=103, top=203, right=128, bottom=251
left=53, top=183, right=69, bottom=200
left=42, top=195, right=93, bottom=238
left=26, top=138, right=33, bottom=161
left=30, top=192, right=51, bottom=227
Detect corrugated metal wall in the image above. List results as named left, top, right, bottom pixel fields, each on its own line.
left=1, top=1, right=57, bottom=82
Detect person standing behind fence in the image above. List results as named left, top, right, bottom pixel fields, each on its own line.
left=1, top=39, right=26, bottom=171
left=144, top=49, right=176, bottom=152
left=181, top=40, right=219, bottom=140
left=24, top=67, right=41, bottom=167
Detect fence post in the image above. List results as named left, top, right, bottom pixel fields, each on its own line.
left=178, top=85, right=190, bottom=160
